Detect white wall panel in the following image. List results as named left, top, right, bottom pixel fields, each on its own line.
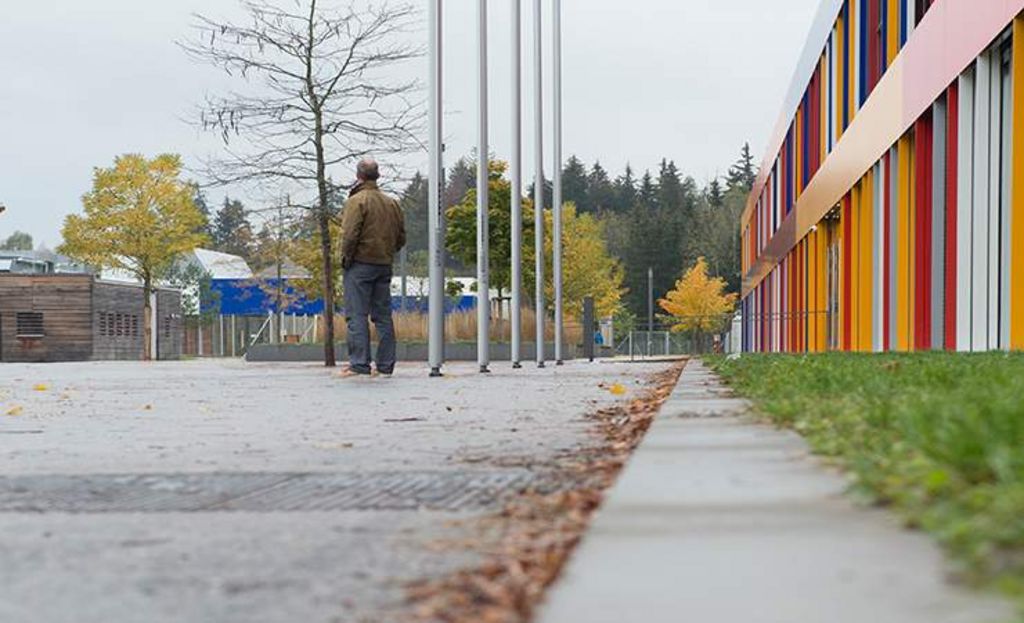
left=988, top=49, right=1002, bottom=350
left=972, top=55, right=990, bottom=352
left=889, top=146, right=900, bottom=350
left=932, top=98, right=948, bottom=350
left=957, top=70, right=975, bottom=352
left=999, top=46, right=1013, bottom=350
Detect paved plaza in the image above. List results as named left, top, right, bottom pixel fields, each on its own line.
left=0, top=358, right=1014, bottom=623
left=0, top=359, right=664, bottom=623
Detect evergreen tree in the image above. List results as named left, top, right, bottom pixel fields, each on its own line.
left=443, top=157, right=475, bottom=208
left=399, top=172, right=430, bottom=253
left=726, top=142, right=758, bottom=193
left=706, top=178, right=724, bottom=208
left=612, top=164, right=636, bottom=213
left=526, top=175, right=553, bottom=211
left=562, top=156, right=590, bottom=213
left=587, top=162, right=616, bottom=213
left=213, top=197, right=255, bottom=259
left=657, top=159, right=684, bottom=213
left=618, top=200, right=683, bottom=320
left=638, top=170, right=658, bottom=208
left=193, top=188, right=213, bottom=238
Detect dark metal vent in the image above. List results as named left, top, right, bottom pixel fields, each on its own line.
left=0, top=471, right=558, bottom=514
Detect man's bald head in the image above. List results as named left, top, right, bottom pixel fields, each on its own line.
left=356, top=158, right=380, bottom=182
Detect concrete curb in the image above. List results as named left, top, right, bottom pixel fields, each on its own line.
left=535, top=360, right=1013, bottom=623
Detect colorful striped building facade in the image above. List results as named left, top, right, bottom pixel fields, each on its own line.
left=740, top=0, right=1024, bottom=353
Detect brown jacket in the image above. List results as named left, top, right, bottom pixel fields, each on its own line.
left=340, top=181, right=406, bottom=267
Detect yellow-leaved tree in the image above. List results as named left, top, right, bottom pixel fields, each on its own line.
left=659, top=257, right=737, bottom=352
left=445, top=163, right=623, bottom=323
left=60, top=154, right=208, bottom=360
left=290, top=215, right=342, bottom=310
left=544, top=203, right=624, bottom=320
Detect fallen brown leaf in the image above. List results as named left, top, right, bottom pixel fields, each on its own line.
left=405, top=362, right=685, bottom=623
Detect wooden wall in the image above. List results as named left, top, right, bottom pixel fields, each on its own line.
left=0, top=275, right=94, bottom=362
left=92, top=281, right=147, bottom=361
left=92, top=282, right=183, bottom=361
left=0, top=275, right=184, bottom=363
left=156, top=289, right=183, bottom=361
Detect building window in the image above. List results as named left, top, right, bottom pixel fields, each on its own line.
left=164, top=316, right=172, bottom=339
left=16, top=312, right=44, bottom=338
left=132, top=315, right=139, bottom=338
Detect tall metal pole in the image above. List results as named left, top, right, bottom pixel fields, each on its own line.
left=647, top=266, right=654, bottom=356
left=552, top=0, right=563, bottom=365
left=510, top=0, right=523, bottom=369
left=428, top=0, right=445, bottom=377
left=476, top=0, right=490, bottom=374
left=533, top=0, right=545, bottom=368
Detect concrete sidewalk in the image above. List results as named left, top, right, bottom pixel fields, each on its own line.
left=536, top=360, right=1014, bottom=623
left=0, top=360, right=670, bottom=623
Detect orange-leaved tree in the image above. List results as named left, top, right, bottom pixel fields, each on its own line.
left=659, top=257, right=737, bottom=352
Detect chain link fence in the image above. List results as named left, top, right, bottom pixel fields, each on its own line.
left=613, top=313, right=741, bottom=359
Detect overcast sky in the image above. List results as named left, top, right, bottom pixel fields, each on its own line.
left=0, top=0, right=817, bottom=246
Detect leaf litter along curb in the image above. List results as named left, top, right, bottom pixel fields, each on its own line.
left=406, top=363, right=685, bottom=623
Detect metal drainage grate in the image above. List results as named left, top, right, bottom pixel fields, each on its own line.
left=0, top=471, right=558, bottom=514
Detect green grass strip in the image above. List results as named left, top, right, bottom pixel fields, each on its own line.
left=707, top=353, right=1024, bottom=606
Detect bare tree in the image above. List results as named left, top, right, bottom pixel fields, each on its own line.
left=181, top=0, right=422, bottom=366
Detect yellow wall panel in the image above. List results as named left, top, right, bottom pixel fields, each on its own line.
left=851, top=183, right=861, bottom=349
left=860, top=170, right=874, bottom=352
left=888, top=0, right=898, bottom=63
left=819, top=226, right=828, bottom=351
left=896, top=134, right=911, bottom=351
left=1012, top=16, right=1024, bottom=350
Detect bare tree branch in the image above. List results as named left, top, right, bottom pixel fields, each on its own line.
left=181, top=0, right=424, bottom=367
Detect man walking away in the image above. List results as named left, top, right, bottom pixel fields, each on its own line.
left=340, top=158, right=406, bottom=376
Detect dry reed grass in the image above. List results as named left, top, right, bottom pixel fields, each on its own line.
left=317, top=309, right=582, bottom=344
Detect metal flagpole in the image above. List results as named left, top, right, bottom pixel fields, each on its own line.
left=533, top=0, right=545, bottom=368
left=510, top=0, right=523, bottom=369
left=476, top=0, right=490, bottom=374
left=428, top=0, right=445, bottom=377
left=552, top=0, right=563, bottom=365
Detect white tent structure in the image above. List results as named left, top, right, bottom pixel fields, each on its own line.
left=182, top=249, right=253, bottom=280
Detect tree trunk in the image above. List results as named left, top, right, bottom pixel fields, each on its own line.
left=318, top=210, right=336, bottom=367
left=143, top=279, right=153, bottom=361
left=307, top=0, right=336, bottom=368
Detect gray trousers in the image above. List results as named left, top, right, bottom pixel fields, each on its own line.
left=343, top=262, right=396, bottom=374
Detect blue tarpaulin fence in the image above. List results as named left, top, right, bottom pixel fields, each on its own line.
left=203, top=279, right=477, bottom=316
